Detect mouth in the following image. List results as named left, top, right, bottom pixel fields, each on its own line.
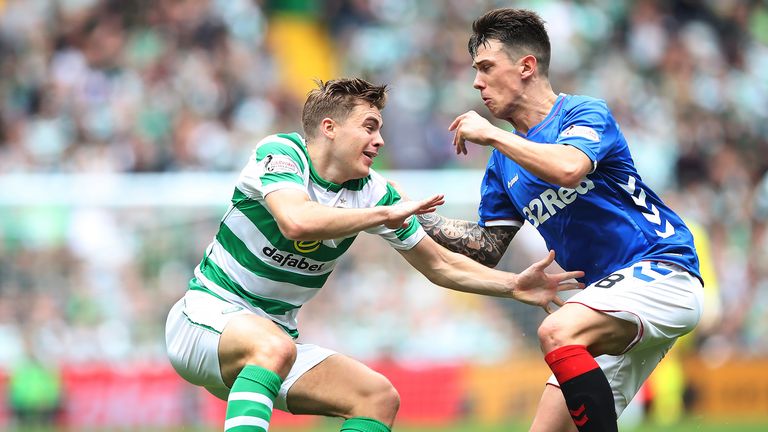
left=362, top=151, right=377, bottom=165
left=482, top=97, right=492, bottom=106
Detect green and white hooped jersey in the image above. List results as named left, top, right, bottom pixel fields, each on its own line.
left=191, top=132, right=425, bottom=338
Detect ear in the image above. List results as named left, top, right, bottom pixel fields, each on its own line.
left=320, top=117, right=336, bottom=139
left=520, top=54, right=538, bottom=79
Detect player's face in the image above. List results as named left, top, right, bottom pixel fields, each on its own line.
left=332, top=102, right=384, bottom=181
left=472, top=39, right=524, bottom=119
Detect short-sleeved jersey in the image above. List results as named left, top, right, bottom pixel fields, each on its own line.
left=191, top=132, right=425, bottom=337
left=479, top=94, right=700, bottom=285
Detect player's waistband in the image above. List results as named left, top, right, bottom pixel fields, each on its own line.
left=641, top=260, right=703, bottom=287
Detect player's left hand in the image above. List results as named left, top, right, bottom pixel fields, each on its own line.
left=449, top=110, right=496, bottom=155
left=513, top=250, right=585, bottom=313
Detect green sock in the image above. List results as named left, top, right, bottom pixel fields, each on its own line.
left=224, top=365, right=282, bottom=431
left=340, top=417, right=392, bottom=432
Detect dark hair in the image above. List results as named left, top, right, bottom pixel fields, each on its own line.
left=468, top=8, right=551, bottom=77
left=302, top=78, right=388, bottom=138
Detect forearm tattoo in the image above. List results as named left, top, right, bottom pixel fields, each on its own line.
left=417, top=213, right=518, bottom=267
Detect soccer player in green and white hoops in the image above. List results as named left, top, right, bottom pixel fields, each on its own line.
left=165, top=78, right=584, bottom=432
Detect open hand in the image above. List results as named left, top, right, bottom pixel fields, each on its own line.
left=384, top=194, right=445, bottom=230
left=513, top=250, right=585, bottom=313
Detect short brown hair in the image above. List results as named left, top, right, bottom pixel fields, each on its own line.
left=302, top=78, right=388, bottom=138
left=468, top=8, right=551, bottom=77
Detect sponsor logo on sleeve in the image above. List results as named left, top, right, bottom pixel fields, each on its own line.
left=560, top=125, right=600, bottom=142
left=263, top=154, right=300, bottom=174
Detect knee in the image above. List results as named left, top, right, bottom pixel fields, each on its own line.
left=250, top=335, right=297, bottom=377
left=537, top=315, right=570, bottom=354
left=352, top=373, right=400, bottom=423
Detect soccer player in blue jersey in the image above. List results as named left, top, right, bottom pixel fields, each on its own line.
left=417, top=8, right=704, bottom=432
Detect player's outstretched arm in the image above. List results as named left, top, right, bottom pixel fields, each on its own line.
left=417, top=213, right=517, bottom=267
left=399, top=237, right=583, bottom=312
left=265, top=188, right=444, bottom=241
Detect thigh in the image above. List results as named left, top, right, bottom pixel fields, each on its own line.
left=529, top=384, right=577, bottom=432
left=273, top=343, right=335, bottom=412
left=284, top=353, right=392, bottom=418
left=542, top=303, right=639, bottom=356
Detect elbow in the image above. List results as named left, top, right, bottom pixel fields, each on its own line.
left=277, top=219, right=314, bottom=241
left=557, top=165, right=588, bottom=189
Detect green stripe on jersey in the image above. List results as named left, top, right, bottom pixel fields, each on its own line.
left=200, top=259, right=302, bottom=315
left=189, top=277, right=226, bottom=301
left=232, top=188, right=357, bottom=261
left=394, top=216, right=420, bottom=241
left=215, top=224, right=331, bottom=289
left=376, top=183, right=401, bottom=206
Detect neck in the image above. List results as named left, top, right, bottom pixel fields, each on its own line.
left=306, top=139, right=346, bottom=185
left=505, top=81, right=558, bottom=134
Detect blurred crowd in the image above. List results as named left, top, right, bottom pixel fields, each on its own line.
left=1, top=0, right=768, bottom=371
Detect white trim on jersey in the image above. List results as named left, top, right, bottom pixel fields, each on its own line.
left=484, top=219, right=524, bottom=227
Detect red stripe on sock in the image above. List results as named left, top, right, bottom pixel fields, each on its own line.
left=545, top=345, right=600, bottom=384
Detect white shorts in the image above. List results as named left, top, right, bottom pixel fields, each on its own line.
left=546, top=261, right=703, bottom=415
left=165, top=289, right=336, bottom=412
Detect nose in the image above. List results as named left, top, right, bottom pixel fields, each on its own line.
left=374, top=131, right=384, bottom=147
left=473, top=72, right=485, bottom=90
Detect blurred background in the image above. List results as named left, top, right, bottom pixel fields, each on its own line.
left=1, top=0, right=767, bottom=430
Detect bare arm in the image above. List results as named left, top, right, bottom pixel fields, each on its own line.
left=417, top=213, right=518, bottom=267
left=399, top=236, right=583, bottom=311
left=264, top=188, right=444, bottom=241
left=450, top=111, right=593, bottom=188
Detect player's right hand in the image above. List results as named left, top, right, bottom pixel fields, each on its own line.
left=384, top=194, right=445, bottom=229
left=513, top=250, right=585, bottom=313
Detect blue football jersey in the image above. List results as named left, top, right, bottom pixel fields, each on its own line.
left=478, top=94, right=701, bottom=285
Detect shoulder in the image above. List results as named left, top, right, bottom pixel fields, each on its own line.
left=255, top=132, right=306, bottom=154
left=563, top=94, right=610, bottom=114
left=253, top=132, right=309, bottom=170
